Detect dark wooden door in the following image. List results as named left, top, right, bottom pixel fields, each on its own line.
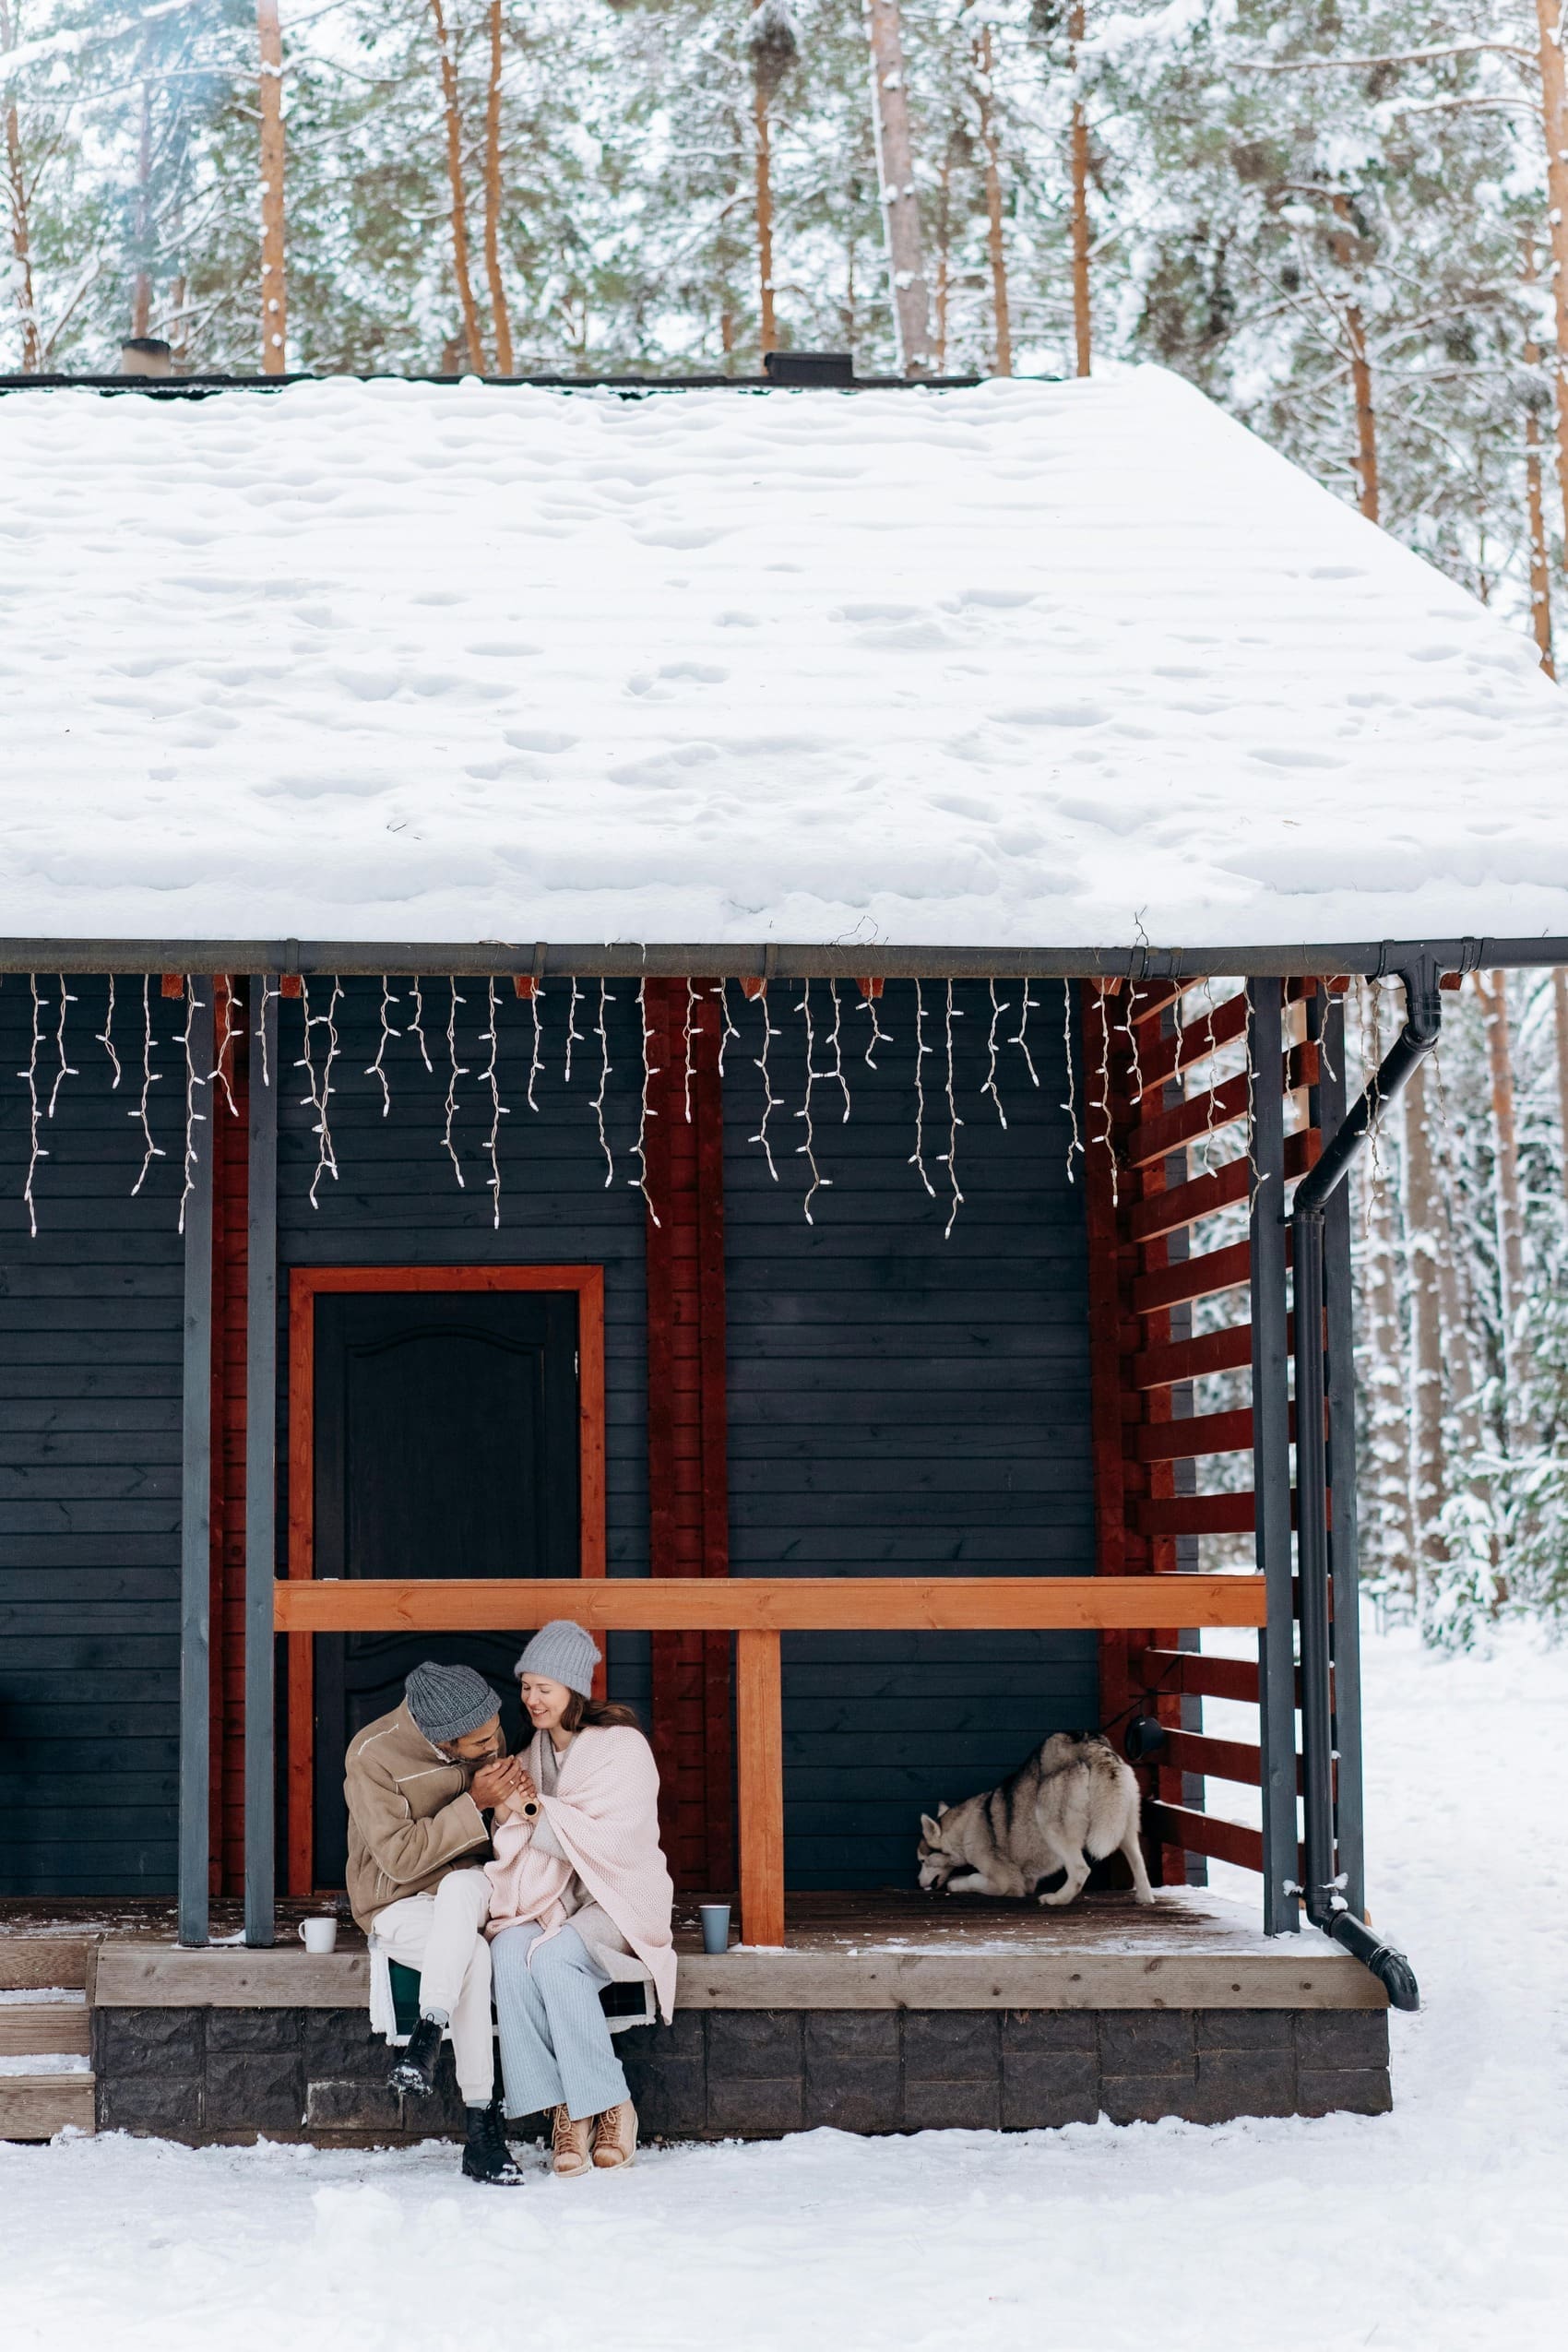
left=312, top=1287, right=580, bottom=1883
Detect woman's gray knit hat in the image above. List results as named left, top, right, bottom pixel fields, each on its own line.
left=515, top=1620, right=601, bottom=1697
left=404, top=1660, right=502, bottom=1745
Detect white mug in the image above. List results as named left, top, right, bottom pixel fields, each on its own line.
left=299, top=1918, right=339, bottom=1954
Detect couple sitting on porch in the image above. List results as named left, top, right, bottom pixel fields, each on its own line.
left=344, top=1621, right=676, bottom=2188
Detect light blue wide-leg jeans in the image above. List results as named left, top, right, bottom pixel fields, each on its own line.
left=490, top=1921, right=630, bottom=2123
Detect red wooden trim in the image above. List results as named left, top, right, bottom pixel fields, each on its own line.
left=644, top=980, right=733, bottom=1892
left=1134, top=1646, right=1260, bottom=1705
left=1121, top=1045, right=1318, bottom=1170
left=1135, top=1492, right=1257, bottom=1538
left=1134, top=1407, right=1254, bottom=1462
left=1125, top=1130, right=1317, bottom=1244
left=1145, top=1801, right=1265, bottom=1875
left=285, top=1261, right=609, bottom=1896
left=1134, top=991, right=1248, bottom=1090
left=1159, top=1726, right=1264, bottom=1788
left=1126, top=1320, right=1283, bottom=1392
left=160, top=972, right=184, bottom=999
left=1131, top=1236, right=1253, bottom=1316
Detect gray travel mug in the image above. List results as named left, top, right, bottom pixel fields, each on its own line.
left=699, top=1903, right=731, bottom=1955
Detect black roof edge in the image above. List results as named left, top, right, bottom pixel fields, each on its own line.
left=0, top=370, right=994, bottom=398
left=0, top=937, right=1558, bottom=979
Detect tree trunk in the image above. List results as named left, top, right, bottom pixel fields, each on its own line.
left=1553, top=967, right=1568, bottom=1218
left=482, top=0, right=513, bottom=375
left=932, top=137, right=952, bottom=370
left=1401, top=1055, right=1449, bottom=1583
left=428, top=0, right=486, bottom=374
left=975, top=21, right=1011, bottom=376
left=754, top=80, right=777, bottom=356
left=257, top=1, right=286, bottom=374
left=1068, top=4, right=1090, bottom=377
left=1475, top=971, right=1527, bottom=1431
left=0, top=1, right=40, bottom=374
left=1361, top=1144, right=1416, bottom=1603
left=131, top=79, right=152, bottom=339
left=1330, top=194, right=1378, bottom=522
left=1524, top=233, right=1555, bottom=675
left=865, top=0, right=935, bottom=374
left=1533, top=0, right=1568, bottom=577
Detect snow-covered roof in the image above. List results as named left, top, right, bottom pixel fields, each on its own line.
left=2, top=365, right=1566, bottom=958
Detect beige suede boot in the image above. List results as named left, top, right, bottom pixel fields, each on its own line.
left=591, top=2100, right=637, bottom=2169
left=551, top=2104, right=593, bottom=2179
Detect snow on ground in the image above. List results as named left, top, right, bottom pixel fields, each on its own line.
left=3, top=368, right=1567, bottom=952
left=4, top=1626, right=1565, bottom=2352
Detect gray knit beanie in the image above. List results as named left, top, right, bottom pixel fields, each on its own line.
left=404, top=1660, right=502, bottom=1745
left=514, top=1620, right=601, bottom=1698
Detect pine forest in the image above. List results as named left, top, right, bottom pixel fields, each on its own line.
left=4, top=0, right=1566, bottom=1645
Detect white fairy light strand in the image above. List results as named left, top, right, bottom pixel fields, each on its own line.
left=210, top=980, right=241, bottom=1121
left=1062, top=979, right=1083, bottom=1182
left=859, top=983, right=892, bottom=1069
left=366, top=978, right=400, bottom=1117
left=1097, top=985, right=1119, bottom=1210
left=1125, top=983, right=1146, bottom=1107
left=482, top=975, right=508, bottom=1229
left=794, top=980, right=830, bottom=1223
left=564, top=979, right=584, bottom=1086
left=750, top=983, right=783, bottom=1181
left=909, top=978, right=936, bottom=1198
left=527, top=981, right=544, bottom=1113
left=409, top=977, right=434, bottom=1075
left=297, top=975, right=343, bottom=1210
left=826, top=979, right=850, bottom=1123
left=129, top=975, right=164, bottom=1198
left=941, top=979, right=965, bottom=1237
left=253, top=980, right=280, bottom=1089
left=981, top=978, right=1009, bottom=1129
left=97, top=974, right=122, bottom=1092
left=634, top=978, right=660, bottom=1227
left=715, top=979, right=739, bottom=1078
left=1011, top=976, right=1040, bottom=1087
left=46, top=973, right=78, bottom=1119
left=178, top=977, right=208, bottom=1239
left=683, top=979, right=697, bottom=1123
left=18, top=973, right=45, bottom=1236
left=442, top=978, right=468, bottom=1188
left=593, top=981, right=615, bottom=1186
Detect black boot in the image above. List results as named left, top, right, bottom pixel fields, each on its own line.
left=387, top=2015, right=443, bottom=2097
left=462, top=2100, right=525, bottom=2187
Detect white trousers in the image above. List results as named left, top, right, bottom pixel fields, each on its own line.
left=374, top=1868, right=494, bottom=2106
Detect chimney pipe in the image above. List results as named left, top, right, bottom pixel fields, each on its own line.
left=120, top=337, right=173, bottom=378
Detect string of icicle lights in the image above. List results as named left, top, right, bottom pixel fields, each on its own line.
left=8, top=974, right=1255, bottom=1237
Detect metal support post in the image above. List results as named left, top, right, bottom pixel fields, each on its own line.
left=177, top=979, right=215, bottom=1948
left=1247, top=980, right=1299, bottom=1934
left=244, top=978, right=279, bottom=1946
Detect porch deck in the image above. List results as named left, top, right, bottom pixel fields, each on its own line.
left=2, top=1888, right=1383, bottom=2011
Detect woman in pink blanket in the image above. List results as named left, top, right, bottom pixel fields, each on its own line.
left=486, top=1620, right=675, bottom=2177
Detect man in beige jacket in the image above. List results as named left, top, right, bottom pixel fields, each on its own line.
left=344, top=1659, right=526, bottom=2186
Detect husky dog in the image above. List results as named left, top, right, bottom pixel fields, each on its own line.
left=917, top=1732, right=1154, bottom=1907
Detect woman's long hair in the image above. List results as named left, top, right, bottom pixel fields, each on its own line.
left=553, top=1692, right=642, bottom=1735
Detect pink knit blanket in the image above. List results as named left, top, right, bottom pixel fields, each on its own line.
left=483, top=1725, right=677, bottom=2022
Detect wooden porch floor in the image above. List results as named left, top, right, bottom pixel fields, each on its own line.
left=1, top=1891, right=1385, bottom=2011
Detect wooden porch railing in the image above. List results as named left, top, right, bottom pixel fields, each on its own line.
left=275, top=1574, right=1267, bottom=1946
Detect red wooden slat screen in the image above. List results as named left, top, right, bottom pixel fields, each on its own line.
left=643, top=980, right=735, bottom=1895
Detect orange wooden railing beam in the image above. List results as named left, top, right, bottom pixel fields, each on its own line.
left=271, top=1574, right=1267, bottom=1635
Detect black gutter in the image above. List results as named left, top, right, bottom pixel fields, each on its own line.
left=1290, top=956, right=1443, bottom=2013
left=0, top=935, right=1561, bottom=980
left=0, top=370, right=987, bottom=399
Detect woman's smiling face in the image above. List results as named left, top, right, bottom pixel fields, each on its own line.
left=519, top=1671, right=572, bottom=1733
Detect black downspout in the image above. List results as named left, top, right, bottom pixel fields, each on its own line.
left=1291, top=957, right=1443, bottom=2013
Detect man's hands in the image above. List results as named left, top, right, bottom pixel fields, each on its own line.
left=470, top=1755, right=524, bottom=1811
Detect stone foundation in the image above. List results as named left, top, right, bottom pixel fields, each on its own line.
left=91, top=2003, right=1391, bottom=2142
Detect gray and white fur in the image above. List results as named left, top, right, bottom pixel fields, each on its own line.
left=917, top=1732, right=1155, bottom=1907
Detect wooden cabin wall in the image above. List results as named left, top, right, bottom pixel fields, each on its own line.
left=719, top=979, right=1097, bottom=1890
left=0, top=977, right=191, bottom=1895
